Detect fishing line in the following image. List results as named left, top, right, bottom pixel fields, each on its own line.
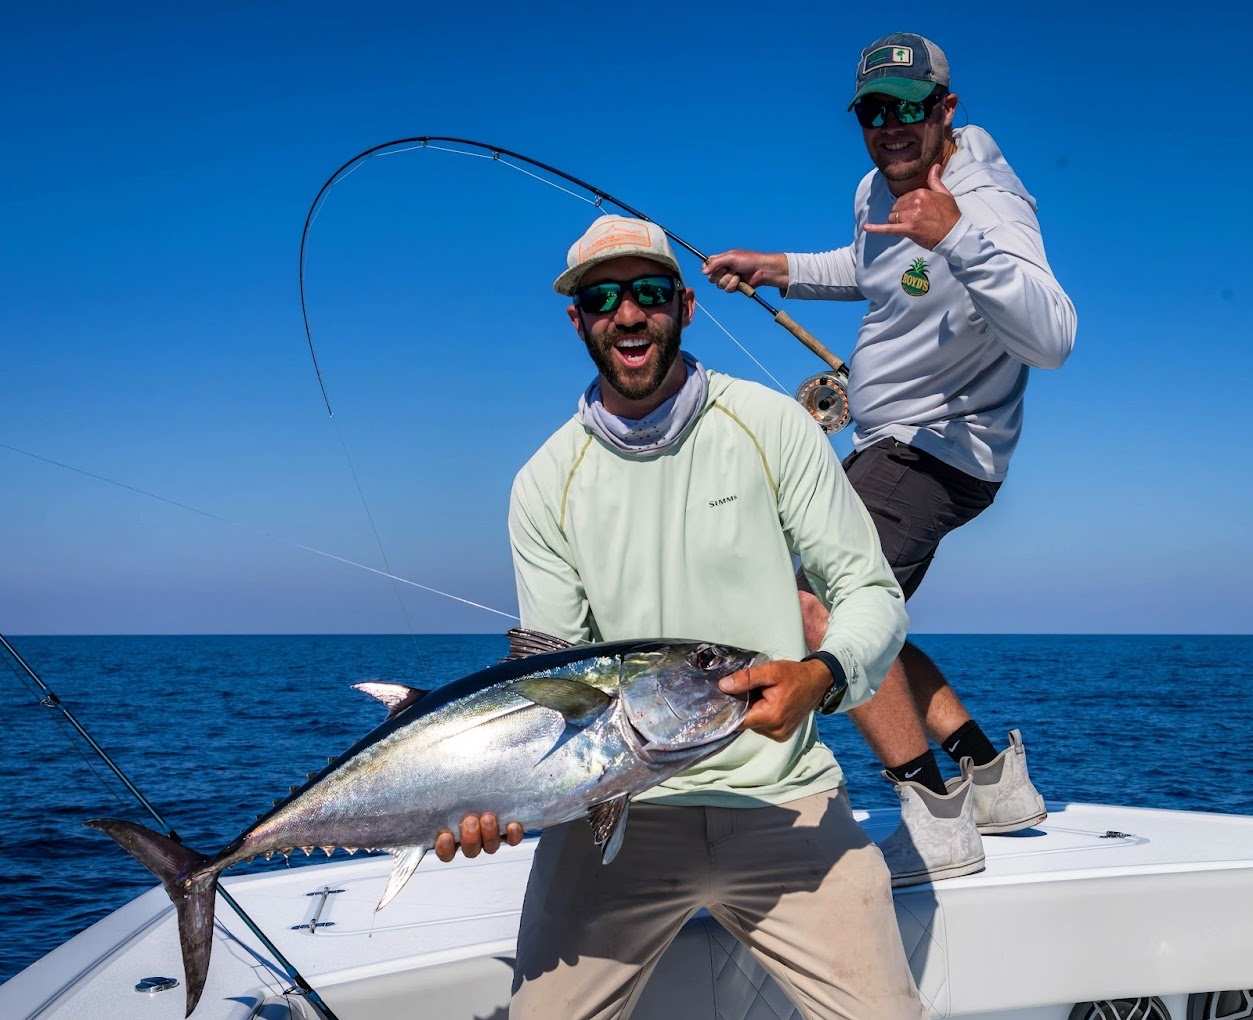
left=694, top=301, right=789, bottom=394
left=0, top=632, right=343, bottom=1020
left=0, top=441, right=519, bottom=621
left=295, top=136, right=854, bottom=627
left=328, top=419, right=424, bottom=637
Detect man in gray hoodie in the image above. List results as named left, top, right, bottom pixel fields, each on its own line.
left=704, top=32, right=1076, bottom=885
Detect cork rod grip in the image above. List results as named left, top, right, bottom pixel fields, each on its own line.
left=733, top=281, right=847, bottom=375
left=773, top=310, right=846, bottom=374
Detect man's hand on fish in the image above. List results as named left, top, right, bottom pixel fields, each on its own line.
left=434, top=812, right=525, bottom=863
left=718, top=659, right=833, bottom=742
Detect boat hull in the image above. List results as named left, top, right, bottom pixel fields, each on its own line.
left=4, top=802, right=1252, bottom=1019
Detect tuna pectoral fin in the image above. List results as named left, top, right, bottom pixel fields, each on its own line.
left=514, top=677, right=611, bottom=725
left=588, top=796, right=630, bottom=865
left=87, top=819, right=217, bottom=1017
left=376, top=845, right=428, bottom=912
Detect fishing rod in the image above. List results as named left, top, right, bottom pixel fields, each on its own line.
left=0, top=632, right=342, bottom=1020
left=299, top=135, right=851, bottom=433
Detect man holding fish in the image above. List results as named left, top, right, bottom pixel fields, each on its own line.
left=446, top=212, right=927, bottom=1019
left=86, top=213, right=929, bottom=1016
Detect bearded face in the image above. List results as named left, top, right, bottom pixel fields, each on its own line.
left=861, top=91, right=957, bottom=189
left=582, top=313, right=682, bottom=402
left=569, top=256, right=692, bottom=410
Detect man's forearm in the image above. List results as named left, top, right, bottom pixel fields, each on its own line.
left=817, top=581, right=908, bottom=711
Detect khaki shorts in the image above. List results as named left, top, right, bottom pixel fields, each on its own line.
left=510, top=787, right=925, bottom=1020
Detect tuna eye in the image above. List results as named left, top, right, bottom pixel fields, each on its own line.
left=690, top=646, right=720, bottom=671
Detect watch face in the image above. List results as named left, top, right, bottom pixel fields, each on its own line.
left=820, top=680, right=848, bottom=715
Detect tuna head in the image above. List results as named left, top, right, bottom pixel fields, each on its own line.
left=618, top=642, right=765, bottom=755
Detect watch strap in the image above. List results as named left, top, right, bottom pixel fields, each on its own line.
left=802, top=651, right=849, bottom=715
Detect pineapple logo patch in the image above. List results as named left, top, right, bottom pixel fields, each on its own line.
left=900, top=258, right=930, bottom=296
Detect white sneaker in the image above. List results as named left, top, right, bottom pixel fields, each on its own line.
left=945, top=729, right=1047, bottom=834
left=878, top=760, right=986, bottom=887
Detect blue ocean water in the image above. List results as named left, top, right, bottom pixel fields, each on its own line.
left=1, top=633, right=1250, bottom=983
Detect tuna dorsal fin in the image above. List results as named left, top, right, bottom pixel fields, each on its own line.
left=353, top=681, right=430, bottom=718
left=514, top=677, right=611, bottom=725
left=588, top=796, right=630, bottom=865
left=505, top=628, right=575, bottom=660
left=376, top=845, right=428, bottom=911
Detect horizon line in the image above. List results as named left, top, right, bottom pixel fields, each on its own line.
left=6, top=632, right=1252, bottom=639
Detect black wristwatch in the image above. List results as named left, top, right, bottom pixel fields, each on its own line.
left=802, top=651, right=849, bottom=715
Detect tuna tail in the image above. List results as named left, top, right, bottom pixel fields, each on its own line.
left=88, top=819, right=218, bottom=1017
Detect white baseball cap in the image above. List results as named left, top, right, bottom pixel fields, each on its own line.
left=554, top=214, right=683, bottom=296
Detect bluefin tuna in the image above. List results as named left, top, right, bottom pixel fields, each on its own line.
left=89, top=629, right=763, bottom=1016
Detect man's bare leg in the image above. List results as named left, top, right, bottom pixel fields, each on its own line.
left=897, top=639, right=972, bottom=742
left=846, top=664, right=931, bottom=764
left=849, top=643, right=975, bottom=755
left=803, top=592, right=941, bottom=790
left=801, top=592, right=974, bottom=750
left=801, top=592, right=989, bottom=796
left=801, top=593, right=990, bottom=881
left=799, top=590, right=830, bottom=654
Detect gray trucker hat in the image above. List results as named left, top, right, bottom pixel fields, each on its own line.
left=849, top=33, right=950, bottom=108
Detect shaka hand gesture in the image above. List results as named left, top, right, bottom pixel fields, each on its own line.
left=863, top=164, right=961, bottom=251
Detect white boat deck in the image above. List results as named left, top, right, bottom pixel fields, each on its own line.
left=4, top=802, right=1252, bottom=1019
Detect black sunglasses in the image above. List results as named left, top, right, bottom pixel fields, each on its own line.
left=575, top=274, right=678, bottom=314
left=852, top=88, right=948, bottom=129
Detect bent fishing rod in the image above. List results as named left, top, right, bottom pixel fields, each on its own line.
left=0, top=631, right=342, bottom=1020
left=298, top=135, right=851, bottom=433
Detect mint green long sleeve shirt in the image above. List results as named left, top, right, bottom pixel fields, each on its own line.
left=508, top=369, right=907, bottom=806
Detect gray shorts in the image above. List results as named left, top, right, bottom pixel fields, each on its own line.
left=843, top=439, right=1000, bottom=601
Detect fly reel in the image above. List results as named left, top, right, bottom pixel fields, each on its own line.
left=795, top=369, right=851, bottom=434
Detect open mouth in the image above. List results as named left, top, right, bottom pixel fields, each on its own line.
left=613, top=338, right=653, bottom=370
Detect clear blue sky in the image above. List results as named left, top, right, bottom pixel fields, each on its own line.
left=3, top=3, right=1251, bottom=635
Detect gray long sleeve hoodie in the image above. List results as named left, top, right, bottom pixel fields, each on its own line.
left=785, top=125, right=1076, bottom=482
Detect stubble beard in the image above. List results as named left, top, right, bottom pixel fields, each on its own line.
left=586, top=318, right=683, bottom=402
left=878, top=128, right=945, bottom=185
